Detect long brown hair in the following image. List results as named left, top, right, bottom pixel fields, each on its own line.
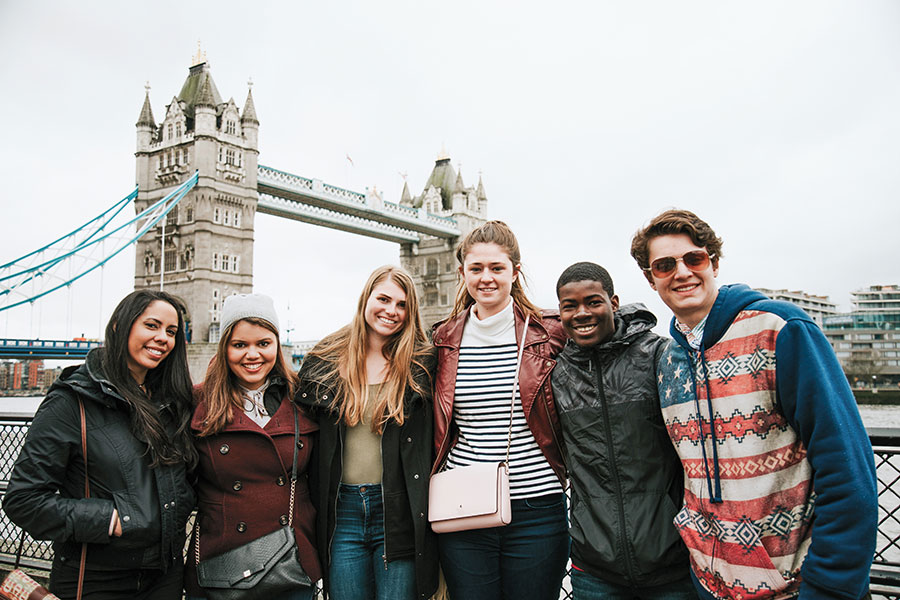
left=197, top=317, right=298, bottom=437
left=306, top=265, right=432, bottom=433
left=101, top=290, right=197, bottom=469
left=450, top=220, right=541, bottom=321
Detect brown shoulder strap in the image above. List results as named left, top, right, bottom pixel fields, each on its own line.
left=77, top=398, right=89, bottom=600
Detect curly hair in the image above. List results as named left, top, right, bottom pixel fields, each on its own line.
left=630, top=209, right=723, bottom=282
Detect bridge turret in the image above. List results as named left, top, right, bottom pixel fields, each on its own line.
left=135, top=84, right=156, bottom=152
left=241, top=85, right=259, bottom=150
left=134, top=56, right=257, bottom=379
left=193, top=76, right=217, bottom=137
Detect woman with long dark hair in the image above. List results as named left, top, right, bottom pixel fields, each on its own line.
left=297, top=265, right=438, bottom=600
left=4, top=290, right=198, bottom=600
left=432, top=220, right=569, bottom=600
left=184, top=293, right=321, bottom=600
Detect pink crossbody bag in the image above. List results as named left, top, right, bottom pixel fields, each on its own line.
left=428, top=315, right=529, bottom=533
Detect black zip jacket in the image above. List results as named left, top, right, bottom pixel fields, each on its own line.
left=551, top=303, right=689, bottom=586
left=3, top=349, right=195, bottom=571
left=296, top=353, right=438, bottom=600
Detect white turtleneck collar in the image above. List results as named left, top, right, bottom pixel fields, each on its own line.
left=463, top=298, right=516, bottom=346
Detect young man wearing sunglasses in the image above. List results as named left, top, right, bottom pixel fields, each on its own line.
left=551, top=262, right=693, bottom=599
left=630, top=209, right=876, bottom=600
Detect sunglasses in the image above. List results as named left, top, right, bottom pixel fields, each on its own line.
left=644, top=250, right=715, bottom=278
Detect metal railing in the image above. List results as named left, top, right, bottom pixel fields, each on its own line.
left=0, top=415, right=898, bottom=598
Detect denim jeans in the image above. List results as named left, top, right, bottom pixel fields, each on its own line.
left=438, top=492, right=569, bottom=600
left=571, top=568, right=698, bottom=600
left=328, top=483, right=416, bottom=600
left=187, top=590, right=313, bottom=600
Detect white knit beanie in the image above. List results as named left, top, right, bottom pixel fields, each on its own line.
left=221, top=293, right=280, bottom=333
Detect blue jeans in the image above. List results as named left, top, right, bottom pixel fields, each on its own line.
left=438, top=492, right=569, bottom=600
left=571, top=568, right=698, bottom=600
left=328, top=483, right=416, bottom=600
left=187, top=591, right=312, bottom=600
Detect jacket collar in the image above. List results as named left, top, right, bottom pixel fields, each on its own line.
left=433, top=302, right=552, bottom=349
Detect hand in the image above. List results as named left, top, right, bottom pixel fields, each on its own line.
left=113, top=515, right=123, bottom=537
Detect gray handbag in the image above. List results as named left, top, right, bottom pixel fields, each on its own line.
left=195, top=408, right=312, bottom=599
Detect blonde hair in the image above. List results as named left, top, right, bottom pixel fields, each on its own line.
left=198, top=317, right=298, bottom=437
left=306, top=266, right=432, bottom=433
left=450, top=220, right=541, bottom=321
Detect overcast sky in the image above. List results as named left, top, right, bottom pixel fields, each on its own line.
left=1, top=1, right=898, bottom=344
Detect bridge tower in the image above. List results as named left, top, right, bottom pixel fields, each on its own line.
left=134, top=53, right=258, bottom=353
left=399, top=151, right=488, bottom=327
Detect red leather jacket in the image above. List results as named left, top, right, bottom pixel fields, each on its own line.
left=431, top=303, right=567, bottom=483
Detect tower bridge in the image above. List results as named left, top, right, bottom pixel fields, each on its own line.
left=133, top=56, right=487, bottom=376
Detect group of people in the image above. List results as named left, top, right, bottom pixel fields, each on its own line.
left=3, top=209, right=877, bottom=600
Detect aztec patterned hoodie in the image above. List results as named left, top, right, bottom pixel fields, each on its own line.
left=656, top=284, right=876, bottom=600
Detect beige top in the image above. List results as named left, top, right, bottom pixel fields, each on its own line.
left=341, top=383, right=384, bottom=484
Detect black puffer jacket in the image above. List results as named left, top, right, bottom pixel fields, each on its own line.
left=297, top=353, right=438, bottom=600
left=3, top=349, right=195, bottom=571
left=551, top=303, right=688, bottom=586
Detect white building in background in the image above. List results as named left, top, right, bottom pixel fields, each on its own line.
left=822, top=285, right=900, bottom=386
left=754, top=288, right=838, bottom=327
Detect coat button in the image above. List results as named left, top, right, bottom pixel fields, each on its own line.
left=302, top=392, right=307, bottom=398
left=123, top=515, right=130, bottom=522
left=297, top=440, right=304, bottom=449
left=546, top=360, right=553, bottom=367
left=164, top=502, right=170, bottom=509
left=236, top=522, right=247, bottom=533
left=219, top=444, right=230, bottom=455
left=419, top=512, right=424, bottom=518
left=413, top=473, right=419, bottom=479
left=279, top=514, right=289, bottom=526
left=233, top=481, right=243, bottom=491
left=277, top=476, right=286, bottom=486
left=322, top=394, right=328, bottom=400
left=406, top=437, right=412, bottom=443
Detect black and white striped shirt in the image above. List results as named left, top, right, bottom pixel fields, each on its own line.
left=446, top=301, right=563, bottom=499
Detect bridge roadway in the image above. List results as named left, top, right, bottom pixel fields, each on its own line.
left=0, top=339, right=316, bottom=361
left=0, top=339, right=102, bottom=360
left=257, top=164, right=461, bottom=243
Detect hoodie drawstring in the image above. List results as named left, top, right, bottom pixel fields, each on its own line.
left=683, top=345, right=723, bottom=504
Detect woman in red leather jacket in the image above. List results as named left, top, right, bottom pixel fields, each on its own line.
left=431, top=220, right=569, bottom=600
left=185, top=294, right=321, bottom=600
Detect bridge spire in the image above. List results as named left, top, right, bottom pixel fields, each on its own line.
left=136, top=84, right=155, bottom=128
left=241, top=86, right=259, bottom=125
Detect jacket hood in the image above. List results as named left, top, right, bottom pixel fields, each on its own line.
left=50, top=348, right=123, bottom=408
left=561, top=302, right=658, bottom=360
left=669, top=283, right=769, bottom=350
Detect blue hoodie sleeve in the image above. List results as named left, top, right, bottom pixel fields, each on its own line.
left=775, top=318, right=877, bottom=600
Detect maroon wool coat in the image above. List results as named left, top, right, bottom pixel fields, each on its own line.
left=184, top=383, right=321, bottom=595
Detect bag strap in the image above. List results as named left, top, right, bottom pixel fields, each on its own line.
left=505, top=314, right=530, bottom=465
left=77, top=397, right=89, bottom=600
left=194, top=404, right=302, bottom=565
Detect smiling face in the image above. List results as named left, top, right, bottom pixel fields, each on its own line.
left=461, top=242, right=518, bottom=319
left=364, top=278, right=408, bottom=344
left=225, top=320, right=279, bottom=390
left=558, top=279, right=620, bottom=348
left=126, top=300, right=179, bottom=383
left=647, top=233, right=719, bottom=328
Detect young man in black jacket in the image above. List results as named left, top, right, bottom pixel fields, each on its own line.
left=552, top=262, right=694, bottom=599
